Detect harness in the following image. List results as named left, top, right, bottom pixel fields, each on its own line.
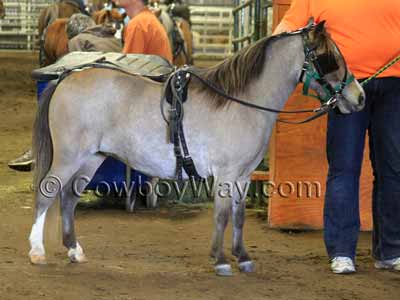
left=163, top=68, right=202, bottom=183
left=161, top=23, right=358, bottom=181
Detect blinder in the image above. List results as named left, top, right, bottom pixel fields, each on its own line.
left=315, top=52, right=340, bottom=75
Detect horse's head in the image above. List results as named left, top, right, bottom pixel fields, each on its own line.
left=300, top=20, right=365, bottom=114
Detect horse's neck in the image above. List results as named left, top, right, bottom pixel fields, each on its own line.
left=246, top=35, right=304, bottom=114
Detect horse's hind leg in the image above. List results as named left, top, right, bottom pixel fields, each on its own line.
left=232, top=179, right=255, bottom=273
left=29, top=163, right=83, bottom=265
left=211, top=182, right=232, bottom=276
left=60, top=154, right=105, bottom=263
left=29, top=192, right=55, bottom=265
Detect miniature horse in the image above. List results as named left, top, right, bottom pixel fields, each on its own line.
left=29, top=22, right=365, bottom=276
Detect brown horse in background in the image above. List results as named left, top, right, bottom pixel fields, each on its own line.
left=42, top=9, right=125, bottom=66
left=38, top=1, right=81, bottom=42
left=38, top=1, right=83, bottom=66
left=92, top=8, right=125, bottom=24
left=42, top=19, right=69, bottom=67
left=173, top=17, right=193, bottom=66
left=150, top=2, right=193, bottom=66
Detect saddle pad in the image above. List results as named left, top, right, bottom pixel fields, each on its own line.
left=32, top=52, right=175, bottom=82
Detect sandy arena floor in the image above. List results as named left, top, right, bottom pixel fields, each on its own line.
left=0, top=52, right=398, bottom=300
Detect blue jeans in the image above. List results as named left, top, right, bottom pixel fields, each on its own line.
left=324, top=77, right=400, bottom=261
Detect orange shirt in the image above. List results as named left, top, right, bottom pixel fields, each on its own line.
left=123, top=8, right=173, bottom=63
left=281, top=0, right=400, bottom=79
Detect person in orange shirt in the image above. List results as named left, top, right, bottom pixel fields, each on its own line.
left=112, top=0, right=172, bottom=63
left=275, top=0, right=400, bottom=274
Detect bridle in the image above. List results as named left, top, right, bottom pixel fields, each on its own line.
left=299, top=25, right=356, bottom=111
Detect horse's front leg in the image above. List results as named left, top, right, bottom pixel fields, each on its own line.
left=232, top=179, right=255, bottom=273
left=211, top=182, right=232, bottom=276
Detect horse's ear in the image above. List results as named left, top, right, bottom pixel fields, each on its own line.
left=306, top=17, right=314, bottom=29
left=151, top=7, right=162, bottom=18
left=315, top=20, right=326, bottom=34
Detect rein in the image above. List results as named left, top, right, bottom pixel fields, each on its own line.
left=167, top=67, right=338, bottom=125
left=163, top=24, right=351, bottom=126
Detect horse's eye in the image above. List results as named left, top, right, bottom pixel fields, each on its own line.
left=316, top=53, right=339, bottom=74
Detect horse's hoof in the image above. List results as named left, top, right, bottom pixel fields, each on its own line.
left=30, top=255, right=47, bottom=265
left=215, top=264, right=233, bottom=276
left=68, top=252, right=88, bottom=263
left=68, top=246, right=88, bottom=263
left=239, top=261, right=255, bottom=273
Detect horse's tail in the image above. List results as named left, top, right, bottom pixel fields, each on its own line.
left=33, top=81, right=58, bottom=191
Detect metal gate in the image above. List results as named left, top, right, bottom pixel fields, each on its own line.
left=232, top=0, right=272, bottom=52
left=0, top=0, right=53, bottom=50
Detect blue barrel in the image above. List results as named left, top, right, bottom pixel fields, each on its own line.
left=37, top=81, right=148, bottom=192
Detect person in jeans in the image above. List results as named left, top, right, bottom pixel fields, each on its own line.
left=274, top=0, right=400, bottom=274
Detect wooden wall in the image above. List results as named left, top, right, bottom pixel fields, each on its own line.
left=267, top=0, right=373, bottom=230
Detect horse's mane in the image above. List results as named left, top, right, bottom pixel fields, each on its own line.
left=191, top=35, right=281, bottom=109
left=193, top=28, right=331, bottom=109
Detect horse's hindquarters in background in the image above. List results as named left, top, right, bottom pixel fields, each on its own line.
left=42, top=19, right=69, bottom=66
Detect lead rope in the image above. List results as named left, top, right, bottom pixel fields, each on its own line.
left=361, top=53, right=400, bottom=87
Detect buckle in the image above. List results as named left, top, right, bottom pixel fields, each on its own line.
left=313, top=96, right=338, bottom=113
left=326, top=97, right=338, bottom=107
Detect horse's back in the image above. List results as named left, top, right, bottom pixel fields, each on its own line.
left=51, top=68, right=163, bottom=125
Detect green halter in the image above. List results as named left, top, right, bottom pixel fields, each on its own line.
left=300, top=29, right=356, bottom=104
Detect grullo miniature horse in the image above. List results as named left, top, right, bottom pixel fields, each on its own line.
left=28, top=22, right=365, bottom=276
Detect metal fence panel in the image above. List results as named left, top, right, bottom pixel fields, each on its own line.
left=0, top=1, right=235, bottom=59
left=232, top=0, right=272, bottom=52
left=0, top=0, right=53, bottom=49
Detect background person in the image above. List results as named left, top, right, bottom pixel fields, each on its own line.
left=67, top=13, right=122, bottom=52
left=112, top=0, right=172, bottom=62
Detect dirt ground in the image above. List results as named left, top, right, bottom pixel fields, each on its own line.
left=0, top=52, right=399, bottom=300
